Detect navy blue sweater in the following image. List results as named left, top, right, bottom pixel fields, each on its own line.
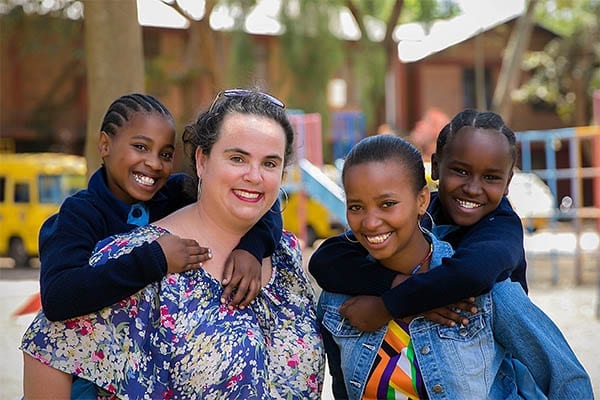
left=308, top=192, right=527, bottom=318
left=40, top=167, right=282, bottom=321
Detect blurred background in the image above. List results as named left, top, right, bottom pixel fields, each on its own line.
left=1, top=0, right=599, bottom=398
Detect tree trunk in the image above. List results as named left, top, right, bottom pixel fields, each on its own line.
left=474, top=34, right=486, bottom=110
left=346, top=0, right=404, bottom=133
left=181, top=17, right=220, bottom=121
left=382, top=0, right=403, bottom=130
left=573, top=30, right=594, bottom=126
left=170, top=0, right=219, bottom=122
left=491, top=0, right=538, bottom=122
left=82, top=0, right=145, bottom=178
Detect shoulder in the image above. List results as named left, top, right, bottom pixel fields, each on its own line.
left=465, top=197, right=523, bottom=234
left=39, top=189, right=116, bottom=251
left=50, top=189, right=104, bottom=227
left=278, top=229, right=302, bottom=249
left=89, top=225, right=167, bottom=267
left=454, top=200, right=525, bottom=250
left=489, top=197, right=521, bottom=221
left=103, top=224, right=166, bottom=245
left=425, top=230, right=455, bottom=268
left=171, top=172, right=192, bottom=181
left=430, top=232, right=454, bottom=255
left=165, top=172, right=193, bottom=187
left=159, top=173, right=195, bottom=208
left=163, top=173, right=193, bottom=192
left=272, top=230, right=312, bottom=284
left=275, top=230, right=303, bottom=261
left=77, top=168, right=121, bottom=214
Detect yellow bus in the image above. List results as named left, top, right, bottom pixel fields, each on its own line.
left=0, top=153, right=87, bottom=266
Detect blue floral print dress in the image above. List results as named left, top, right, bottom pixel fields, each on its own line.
left=21, top=225, right=325, bottom=399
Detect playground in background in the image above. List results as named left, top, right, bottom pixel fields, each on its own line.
left=283, top=111, right=367, bottom=246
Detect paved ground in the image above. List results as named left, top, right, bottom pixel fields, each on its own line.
left=527, top=285, right=599, bottom=399
left=1, top=255, right=598, bottom=399
left=1, top=276, right=39, bottom=400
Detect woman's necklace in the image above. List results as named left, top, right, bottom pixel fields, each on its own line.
left=410, top=243, right=433, bottom=275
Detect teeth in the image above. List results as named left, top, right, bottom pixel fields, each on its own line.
left=365, top=232, right=391, bottom=244
left=233, top=190, right=260, bottom=199
left=457, top=199, right=482, bottom=209
left=134, top=174, right=156, bottom=186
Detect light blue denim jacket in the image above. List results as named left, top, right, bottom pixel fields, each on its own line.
left=317, top=231, right=593, bottom=399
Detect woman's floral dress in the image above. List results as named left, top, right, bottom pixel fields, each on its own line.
left=21, top=226, right=325, bottom=399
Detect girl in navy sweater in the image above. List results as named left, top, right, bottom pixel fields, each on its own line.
left=23, top=93, right=281, bottom=399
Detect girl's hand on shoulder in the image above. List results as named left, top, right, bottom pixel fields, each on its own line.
left=340, top=295, right=392, bottom=332
left=420, top=297, right=477, bottom=326
left=157, top=234, right=212, bottom=274
left=221, top=249, right=262, bottom=310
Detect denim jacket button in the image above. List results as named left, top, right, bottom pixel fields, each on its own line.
left=459, top=327, right=468, bottom=336
left=432, top=384, right=444, bottom=393
left=420, top=345, right=431, bottom=355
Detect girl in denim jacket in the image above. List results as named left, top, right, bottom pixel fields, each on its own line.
left=315, top=133, right=591, bottom=399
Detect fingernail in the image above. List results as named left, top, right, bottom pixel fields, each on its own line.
left=208, top=250, right=213, bottom=259
left=199, top=263, right=203, bottom=268
left=221, top=297, right=226, bottom=304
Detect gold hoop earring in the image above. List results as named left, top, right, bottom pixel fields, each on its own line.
left=270, top=187, right=288, bottom=214
left=344, top=228, right=359, bottom=244
left=418, top=210, right=434, bottom=234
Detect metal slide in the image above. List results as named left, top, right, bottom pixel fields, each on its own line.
left=298, top=159, right=346, bottom=224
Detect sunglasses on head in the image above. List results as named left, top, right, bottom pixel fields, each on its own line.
left=208, top=89, right=285, bottom=113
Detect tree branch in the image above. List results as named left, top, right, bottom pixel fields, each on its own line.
left=385, top=0, right=403, bottom=45
left=345, top=0, right=366, bottom=38
left=160, top=0, right=217, bottom=21
left=492, top=0, right=539, bottom=120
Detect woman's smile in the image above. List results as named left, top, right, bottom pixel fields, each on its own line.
left=232, top=189, right=263, bottom=202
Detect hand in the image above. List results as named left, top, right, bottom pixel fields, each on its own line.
left=156, top=234, right=212, bottom=274
left=420, top=297, right=478, bottom=326
left=221, top=249, right=262, bottom=310
left=339, top=295, right=392, bottom=332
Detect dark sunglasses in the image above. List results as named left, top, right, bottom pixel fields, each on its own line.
left=208, top=89, right=285, bottom=113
